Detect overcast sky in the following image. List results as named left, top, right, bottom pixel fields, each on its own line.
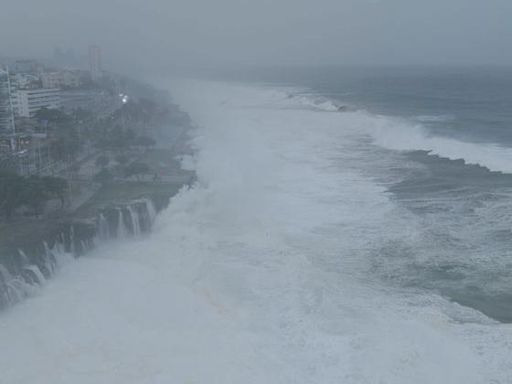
left=1, top=0, right=512, bottom=73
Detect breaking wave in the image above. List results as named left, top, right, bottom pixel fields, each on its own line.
left=284, top=91, right=512, bottom=174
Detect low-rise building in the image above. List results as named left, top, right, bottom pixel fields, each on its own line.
left=17, top=88, right=61, bottom=118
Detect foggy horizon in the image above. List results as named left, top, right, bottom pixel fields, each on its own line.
left=2, top=0, right=512, bottom=74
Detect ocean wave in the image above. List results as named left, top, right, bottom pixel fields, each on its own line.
left=283, top=90, right=512, bottom=174
left=3, top=80, right=510, bottom=383
left=366, top=113, right=512, bottom=174
left=285, top=92, right=352, bottom=112
left=414, top=114, right=455, bottom=123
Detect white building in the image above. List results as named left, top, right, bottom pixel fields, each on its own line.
left=9, top=73, right=41, bottom=115
left=17, top=88, right=61, bottom=118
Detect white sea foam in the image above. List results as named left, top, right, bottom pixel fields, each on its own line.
left=415, top=114, right=455, bottom=123
left=282, top=91, right=512, bottom=174
left=289, top=93, right=344, bottom=112
left=364, top=113, right=512, bottom=174
left=0, top=80, right=511, bottom=383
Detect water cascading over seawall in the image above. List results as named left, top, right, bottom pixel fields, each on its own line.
left=0, top=198, right=159, bottom=311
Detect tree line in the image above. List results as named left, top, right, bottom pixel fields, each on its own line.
left=0, top=172, right=67, bottom=219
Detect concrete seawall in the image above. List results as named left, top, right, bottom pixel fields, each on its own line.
left=0, top=179, right=191, bottom=311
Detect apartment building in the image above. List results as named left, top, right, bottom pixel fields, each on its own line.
left=17, top=88, right=61, bottom=118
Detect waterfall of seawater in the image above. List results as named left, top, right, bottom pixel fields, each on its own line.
left=1, top=237, right=73, bottom=308
left=43, top=241, right=56, bottom=275
left=22, top=265, right=46, bottom=285
left=144, top=198, right=157, bottom=224
left=116, top=208, right=128, bottom=238
left=127, top=206, right=141, bottom=236
left=0, top=197, right=159, bottom=311
left=98, top=213, right=110, bottom=240
left=17, top=249, right=29, bottom=265
left=70, top=225, right=76, bottom=256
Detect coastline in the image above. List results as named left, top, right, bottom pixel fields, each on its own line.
left=0, top=77, right=195, bottom=311
left=2, top=78, right=512, bottom=383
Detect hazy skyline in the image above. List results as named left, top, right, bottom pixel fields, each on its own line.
left=2, top=0, right=512, bottom=74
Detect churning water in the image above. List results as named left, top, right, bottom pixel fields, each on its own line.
left=0, top=79, right=511, bottom=383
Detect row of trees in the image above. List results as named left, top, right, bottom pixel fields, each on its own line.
left=93, top=157, right=151, bottom=184
left=34, top=107, right=83, bottom=162
left=0, top=172, right=67, bottom=219
left=33, top=104, right=158, bottom=166
left=0, top=84, right=177, bottom=221
left=91, top=124, right=156, bottom=153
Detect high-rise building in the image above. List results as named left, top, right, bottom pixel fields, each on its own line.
left=0, top=67, right=15, bottom=134
left=88, top=45, right=102, bottom=81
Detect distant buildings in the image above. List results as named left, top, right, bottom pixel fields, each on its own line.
left=0, top=49, right=112, bottom=175
left=41, top=70, right=81, bottom=89
left=1, top=45, right=106, bottom=123
left=1, top=62, right=76, bottom=123
left=88, top=45, right=102, bottom=81
left=17, top=88, right=61, bottom=118
left=53, top=47, right=79, bottom=68
left=14, top=59, right=40, bottom=75
left=13, top=73, right=40, bottom=89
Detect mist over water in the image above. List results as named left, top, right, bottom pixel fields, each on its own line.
left=1, top=80, right=512, bottom=383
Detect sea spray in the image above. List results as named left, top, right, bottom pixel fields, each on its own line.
left=22, top=265, right=46, bottom=286
left=117, top=208, right=128, bottom=239
left=127, top=205, right=141, bottom=236
left=70, top=225, right=76, bottom=256
left=98, top=213, right=110, bottom=241
left=17, top=249, right=29, bottom=265
left=144, top=198, right=157, bottom=224
left=0, top=197, right=163, bottom=312
left=43, top=241, right=57, bottom=275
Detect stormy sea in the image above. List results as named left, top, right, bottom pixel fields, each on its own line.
left=1, top=67, right=512, bottom=383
